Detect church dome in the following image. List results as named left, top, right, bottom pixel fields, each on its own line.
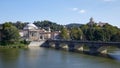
left=24, top=23, right=38, bottom=30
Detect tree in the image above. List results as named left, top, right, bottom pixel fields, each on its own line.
left=14, top=21, right=26, bottom=30
left=60, top=27, right=70, bottom=40
left=33, top=20, right=63, bottom=31
left=93, top=28, right=104, bottom=41
left=70, top=27, right=83, bottom=40
left=80, top=25, right=89, bottom=40
left=111, top=32, right=120, bottom=42
left=1, top=23, right=20, bottom=45
left=102, top=24, right=119, bottom=41
left=85, top=28, right=95, bottom=41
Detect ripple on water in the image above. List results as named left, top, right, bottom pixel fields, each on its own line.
left=108, top=50, right=120, bottom=61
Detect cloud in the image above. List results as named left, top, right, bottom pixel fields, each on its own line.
left=72, top=8, right=86, bottom=14
left=79, top=9, right=86, bottom=14
left=72, top=8, right=79, bottom=11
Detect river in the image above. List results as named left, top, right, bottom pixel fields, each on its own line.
left=0, top=47, right=120, bottom=68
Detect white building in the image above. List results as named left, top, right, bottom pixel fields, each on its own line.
left=21, top=23, right=60, bottom=41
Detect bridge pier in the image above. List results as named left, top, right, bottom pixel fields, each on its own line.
left=100, top=49, right=107, bottom=54
left=59, top=43, right=69, bottom=50
left=88, top=44, right=108, bottom=54
left=48, top=42, right=60, bottom=49
left=98, top=46, right=108, bottom=54
left=74, top=44, right=84, bottom=52
left=50, top=43, right=56, bottom=48
left=60, top=44, right=69, bottom=51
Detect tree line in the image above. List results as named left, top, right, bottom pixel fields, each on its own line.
left=60, top=23, right=120, bottom=42
left=0, top=22, right=29, bottom=46
left=0, top=20, right=63, bottom=31
left=0, top=20, right=120, bottom=46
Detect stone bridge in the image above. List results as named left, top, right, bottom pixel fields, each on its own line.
left=42, top=40, right=120, bottom=54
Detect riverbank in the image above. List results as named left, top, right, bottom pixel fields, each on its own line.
left=0, top=40, right=30, bottom=48
left=0, top=43, right=28, bottom=48
left=0, top=45, right=28, bottom=48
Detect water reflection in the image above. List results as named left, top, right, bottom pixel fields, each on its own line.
left=0, top=47, right=120, bottom=68
left=109, top=50, right=120, bottom=61
left=0, top=48, right=20, bottom=68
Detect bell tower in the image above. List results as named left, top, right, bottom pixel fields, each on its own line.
left=88, top=17, right=95, bottom=26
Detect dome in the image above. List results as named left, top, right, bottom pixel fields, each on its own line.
left=24, top=23, right=38, bottom=30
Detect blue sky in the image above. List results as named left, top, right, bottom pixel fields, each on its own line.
left=0, top=0, right=120, bottom=27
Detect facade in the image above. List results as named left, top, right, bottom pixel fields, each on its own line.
left=21, top=23, right=60, bottom=41
left=97, top=22, right=107, bottom=27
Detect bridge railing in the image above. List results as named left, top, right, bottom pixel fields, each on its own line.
left=47, top=39, right=120, bottom=46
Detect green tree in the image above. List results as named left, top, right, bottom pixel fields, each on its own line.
left=102, top=24, right=119, bottom=41
left=1, top=23, right=20, bottom=45
left=33, top=20, right=63, bottom=31
left=80, top=25, right=89, bottom=40
left=111, top=31, right=120, bottom=42
left=93, top=28, right=104, bottom=41
left=14, top=21, right=26, bottom=30
left=85, top=28, right=95, bottom=41
left=80, top=23, right=120, bottom=42
left=60, top=27, right=70, bottom=40
left=70, top=27, right=83, bottom=40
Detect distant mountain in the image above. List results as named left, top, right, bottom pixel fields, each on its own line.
left=65, top=23, right=83, bottom=29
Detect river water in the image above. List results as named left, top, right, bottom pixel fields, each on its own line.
left=0, top=47, right=120, bottom=68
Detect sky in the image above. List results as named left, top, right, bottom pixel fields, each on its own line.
left=0, top=0, right=120, bottom=27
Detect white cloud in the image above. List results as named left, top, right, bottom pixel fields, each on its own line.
left=72, top=8, right=79, bottom=11
left=72, top=8, right=86, bottom=14
left=79, top=9, right=86, bottom=14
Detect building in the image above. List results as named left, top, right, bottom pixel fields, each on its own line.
left=87, top=17, right=106, bottom=27
left=87, top=17, right=95, bottom=26
left=21, top=23, right=60, bottom=41
left=97, top=21, right=107, bottom=27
